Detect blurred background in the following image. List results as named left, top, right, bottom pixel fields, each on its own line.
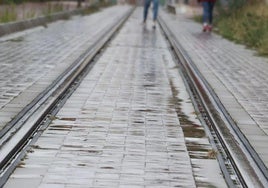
left=0, top=0, right=267, bottom=55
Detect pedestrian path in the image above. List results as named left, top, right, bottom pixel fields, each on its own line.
left=0, top=5, right=131, bottom=131
left=160, top=5, right=268, bottom=169
left=3, top=8, right=227, bottom=188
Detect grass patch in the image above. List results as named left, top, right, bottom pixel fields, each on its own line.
left=0, top=2, right=115, bottom=24
left=82, top=1, right=115, bottom=15
left=215, top=3, right=268, bottom=56
left=42, top=2, right=65, bottom=16
left=193, top=14, right=202, bottom=23
left=0, top=4, right=17, bottom=23
left=0, top=2, right=66, bottom=23
left=81, top=4, right=100, bottom=15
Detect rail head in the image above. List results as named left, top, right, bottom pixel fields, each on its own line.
left=0, top=7, right=134, bottom=188
left=158, top=13, right=268, bottom=188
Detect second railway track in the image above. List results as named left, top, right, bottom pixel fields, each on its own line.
left=158, top=13, right=268, bottom=188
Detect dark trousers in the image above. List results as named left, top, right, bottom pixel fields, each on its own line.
left=202, top=2, right=215, bottom=24
left=143, top=0, right=159, bottom=22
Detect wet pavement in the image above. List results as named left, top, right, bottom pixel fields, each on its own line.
left=160, top=5, right=268, bottom=171
left=0, top=5, right=131, bottom=131
left=3, top=8, right=227, bottom=188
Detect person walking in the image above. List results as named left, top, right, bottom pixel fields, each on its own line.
left=198, top=0, right=216, bottom=32
left=143, top=0, right=159, bottom=29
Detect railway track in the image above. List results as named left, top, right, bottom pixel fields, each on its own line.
left=0, top=8, right=267, bottom=188
left=158, top=14, right=268, bottom=188
left=0, top=8, right=134, bottom=188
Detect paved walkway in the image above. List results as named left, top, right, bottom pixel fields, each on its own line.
left=0, top=5, right=131, bottom=131
left=2, top=3, right=268, bottom=187
left=161, top=4, right=268, bottom=171
left=4, top=8, right=227, bottom=188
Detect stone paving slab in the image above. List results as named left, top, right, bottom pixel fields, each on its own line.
left=159, top=6, right=268, bottom=169
left=4, top=8, right=227, bottom=188
left=0, top=5, right=132, bottom=131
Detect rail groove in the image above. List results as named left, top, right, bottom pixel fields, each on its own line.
left=158, top=13, right=268, bottom=188
left=0, top=8, right=134, bottom=188
left=1, top=8, right=267, bottom=188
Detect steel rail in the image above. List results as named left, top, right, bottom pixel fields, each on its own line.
left=0, top=7, right=134, bottom=188
left=158, top=14, right=267, bottom=188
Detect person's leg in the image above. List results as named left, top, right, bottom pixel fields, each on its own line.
left=152, top=0, right=159, bottom=28
left=143, top=0, right=151, bottom=23
left=152, top=0, right=159, bottom=21
left=202, top=2, right=209, bottom=31
left=202, top=2, right=209, bottom=24
left=207, top=2, right=215, bottom=31
left=208, top=2, right=215, bottom=24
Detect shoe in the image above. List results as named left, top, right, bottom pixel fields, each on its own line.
left=202, top=23, right=208, bottom=32
left=152, top=21, right=156, bottom=29
left=142, top=20, right=146, bottom=25
left=207, top=25, right=212, bottom=32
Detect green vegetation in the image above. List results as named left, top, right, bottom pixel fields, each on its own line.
left=81, top=0, right=115, bottom=15
left=215, top=1, right=268, bottom=55
left=0, top=3, right=65, bottom=23
left=0, top=0, right=25, bottom=4
left=42, top=2, right=64, bottom=16
left=24, top=9, right=36, bottom=19
left=0, top=5, right=17, bottom=22
left=0, top=1, right=115, bottom=24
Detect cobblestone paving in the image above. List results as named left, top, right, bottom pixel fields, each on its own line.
left=160, top=8, right=268, bottom=167
left=0, top=5, right=131, bottom=130
left=4, top=8, right=227, bottom=188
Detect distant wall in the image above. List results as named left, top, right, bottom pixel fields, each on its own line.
left=0, top=9, right=83, bottom=37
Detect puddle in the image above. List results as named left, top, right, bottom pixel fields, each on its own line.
left=59, top=117, right=76, bottom=121
left=132, top=120, right=144, bottom=124
left=129, top=131, right=144, bottom=136
left=182, top=123, right=217, bottom=159
left=169, top=80, right=212, bottom=158
left=181, top=124, right=205, bottom=138
left=138, top=109, right=155, bottom=113
left=143, top=84, right=155, bottom=88
left=62, top=145, right=102, bottom=155
left=77, top=163, right=86, bottom=167
left=17, top=162, right=26, bottom=168
left=63, top=144, right=84, bottom=148
left=169, top=79, right=223, bottom=187
left=6, top=36, right=24, bottom=42
left=48, top=124, right=73, bottom=131
left=100, top=166, right=114, bottom=169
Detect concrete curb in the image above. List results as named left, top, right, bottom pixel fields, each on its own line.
left=0, top=8, right=85, bottom=37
